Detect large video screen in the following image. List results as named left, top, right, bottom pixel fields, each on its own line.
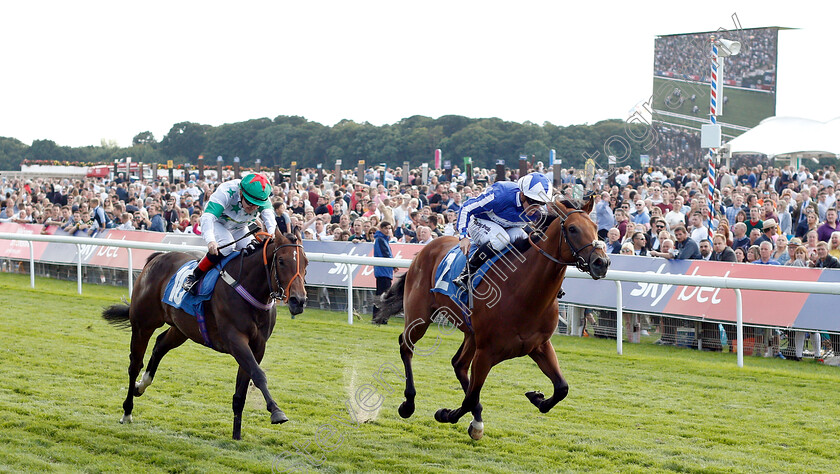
left=651, top=27, right=779, bottom=139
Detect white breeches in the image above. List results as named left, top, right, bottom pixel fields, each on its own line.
left=203, top=221, right=253, bottom=256
left=467, top=217, right=527, bottom=251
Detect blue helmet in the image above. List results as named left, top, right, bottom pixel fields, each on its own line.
left=517, top=172, right=553, bottom=203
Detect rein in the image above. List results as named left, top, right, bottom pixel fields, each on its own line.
left=528, top=208, right=603, bottom=273
left=220, top=232, right=304, bottom=311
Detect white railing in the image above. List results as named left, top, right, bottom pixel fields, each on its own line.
left=0, top=232, right=413, bottom=327
left=3, top=232, right=840, bottom=368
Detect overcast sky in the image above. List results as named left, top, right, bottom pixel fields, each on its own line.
left=1, top=0, right=837, bottom=148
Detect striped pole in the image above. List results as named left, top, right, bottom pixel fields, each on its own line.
left=707, top=36, right=718, bottom=239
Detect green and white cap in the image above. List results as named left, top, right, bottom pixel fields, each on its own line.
left=239, top=173, right=272, bottom=207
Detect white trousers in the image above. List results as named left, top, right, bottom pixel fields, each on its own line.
left=794, top=331, right=821, bottom=358
left=203, top=221, right=253, bottom=256
left=468, top=217, right=527, bottom=251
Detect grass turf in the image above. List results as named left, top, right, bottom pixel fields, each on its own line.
left=1, top=272, right=839, bottom=473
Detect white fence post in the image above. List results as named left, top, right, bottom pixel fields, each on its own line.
left=812, top=332, right=821, bottom=359
left=735, top=289, right=743, bottom=368
left=75, top=244, right=82, bottom=295
left=616, top=281, right=623, bottom=355
left=28, top=241, right=35, bottom=288
left=346, top=265, right=354, bottom=325
left=127, top=248, right=133, bottom=297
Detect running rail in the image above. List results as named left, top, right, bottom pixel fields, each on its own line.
left=3, top=232, right=840, bottom=368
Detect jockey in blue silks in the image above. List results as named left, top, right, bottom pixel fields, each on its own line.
left=453, top=172, right=553, bottom=290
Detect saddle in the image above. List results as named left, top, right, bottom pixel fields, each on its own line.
left=431, top=244, right=517, bottom=313
left=162, top=252, right=241, bottom=347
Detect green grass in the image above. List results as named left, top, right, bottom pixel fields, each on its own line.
left=652, top=76, right=775, bottom=134
left=1, top=272, right=840, bottom=473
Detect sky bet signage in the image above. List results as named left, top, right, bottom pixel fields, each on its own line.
left=3, top=223, right=839, bottom=332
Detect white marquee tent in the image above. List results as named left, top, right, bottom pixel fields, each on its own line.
left=726, top=116, right=840, bottom=159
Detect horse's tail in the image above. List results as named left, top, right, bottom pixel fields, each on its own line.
left=102, top=302, right=131, bottom=330
left=372, top=273, right=406, bottom=325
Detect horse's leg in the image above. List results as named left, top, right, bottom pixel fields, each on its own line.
left=435, top=348, right=494, bottom=439
left=525, top=339, right=569, bottom=413
left=228, top=335, right=288, bottom=428
left=135, top=327, right=188, bottom=396
left=121, top=325, right=156, bottom=424
left=231, top=366, right=251, bottom=440
left=231, top=338, right=270, bottom=440
left=451, top=334, right=483, bottom=438
left=397, top=316, right=431, bottom=419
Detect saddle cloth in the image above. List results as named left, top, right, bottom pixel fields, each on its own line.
left=430, top=244, right=514, bottom=311
left=162, top=252, right=241, bottom=321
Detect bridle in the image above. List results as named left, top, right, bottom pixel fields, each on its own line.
left=257, top=232, right=305, bottom=303
left=527, top=208, right=605, bottom=274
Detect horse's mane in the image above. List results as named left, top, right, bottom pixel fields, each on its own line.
left=553, top=199, right=584, bottom=211
left=532, top=199, right=584, bottom=231
left=145, top=252, right=164, bottom=266
left=242, top=230, right=299, bottom=257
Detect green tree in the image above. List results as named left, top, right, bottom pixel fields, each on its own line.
left=132, top=131, right=157, bottom=147
left=523, top=139, right=549, bottom=161
left=434, top=115, right=473, bottom=136
left=205, top=118, right=274, bottom=166
left=0, top=137, right=28, bottom=170
left=5, top=114, right=653, bottom=174
left=441, top=124, right=499, bottom=168
left=160, top=122, right=210, bottom=161
left=25, top=139, right=71, bottom=163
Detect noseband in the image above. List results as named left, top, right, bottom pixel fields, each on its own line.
left=528, top=209, right=604, bottom=273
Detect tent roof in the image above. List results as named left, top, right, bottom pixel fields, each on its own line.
left=727, top=116, right=840, bottom=158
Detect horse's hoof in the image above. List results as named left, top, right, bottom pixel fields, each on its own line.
left=120, top=414, right=132, bottom=424
left=434, top=408, right=450, bottom=423
left=398, top=401, right=415, bottom=419
left=468, top=420, right=484, bottom=440
left=232, top=432, right=241, bottom=441
left=525, top=390, right=544, bottom=407
left=135, top=372, right=152, bottom=396
left=271, top=410, right=289, bottom=424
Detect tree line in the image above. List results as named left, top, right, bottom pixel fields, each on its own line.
left=1, top=115, right=650, bottom=172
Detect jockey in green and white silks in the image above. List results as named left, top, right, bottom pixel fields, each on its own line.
left=182, top=173, right=276, bottom=295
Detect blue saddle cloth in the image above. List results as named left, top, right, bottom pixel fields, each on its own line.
left=162, top=252, right=241, bottom=343
left=430, top=244, right=513, bottom=315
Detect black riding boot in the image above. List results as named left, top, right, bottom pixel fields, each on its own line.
left=182, top=267, right=206, bottom=296
left=183, top=252, right=225, bottom=295
left=453, top=242, right=494, bottom=291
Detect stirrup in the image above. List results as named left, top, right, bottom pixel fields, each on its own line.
left=182, top=274, right=199, bottom=295
left=453, top=273, right=470, bottom=290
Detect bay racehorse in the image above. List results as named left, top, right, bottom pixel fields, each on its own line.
left=102, top=229, right=307, bottom=440
left=373, top=198, right=609, bottom=439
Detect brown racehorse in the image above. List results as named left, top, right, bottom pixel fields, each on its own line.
left=102, top=229, right=308, bottom=440
left=373, top=198, right=609, bottom=439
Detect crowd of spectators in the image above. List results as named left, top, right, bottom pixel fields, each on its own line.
left=593, top=162, right=840, bottom=269
left=1, top=176, right=206, bottom=236
left=3, top=159, right=840, bottom=272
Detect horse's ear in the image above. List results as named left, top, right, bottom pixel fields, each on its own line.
left=293, top=225, right=303, bottom=244
left=548, top=200, right=564, bottom=217
left=274, top=227, right=289, bottom=245
left=582, top=195, right=595, bottom=214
